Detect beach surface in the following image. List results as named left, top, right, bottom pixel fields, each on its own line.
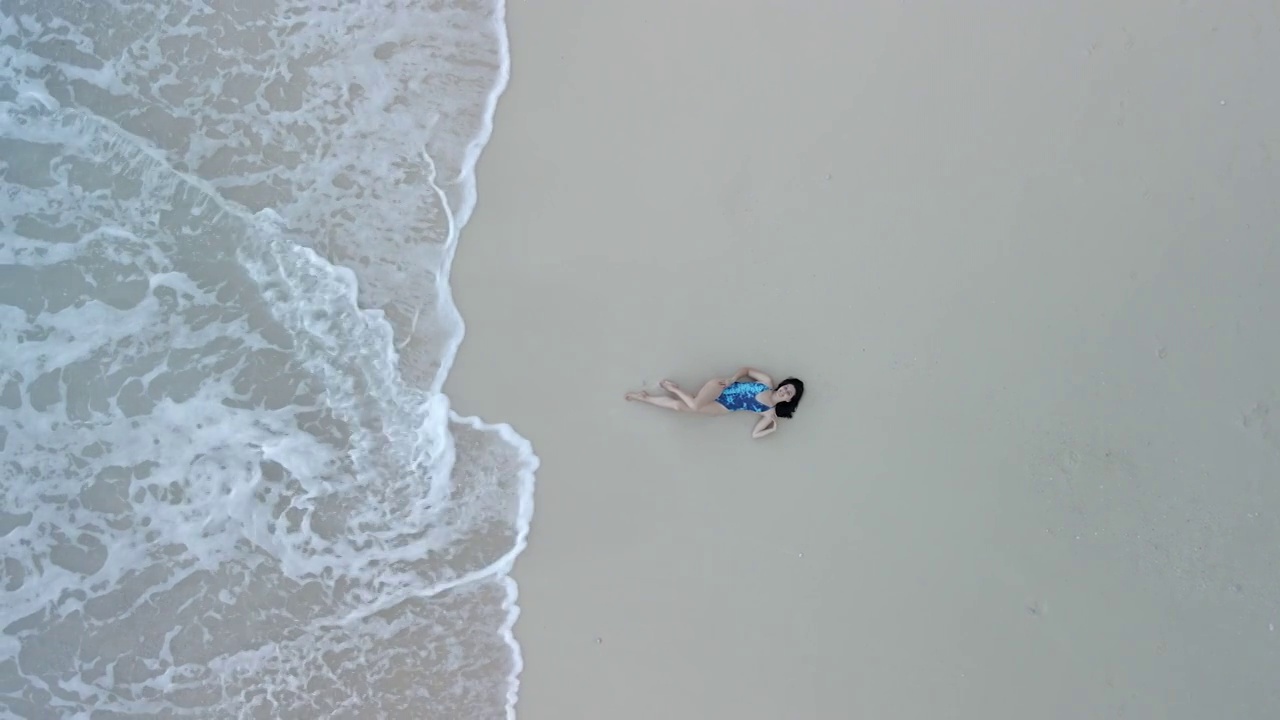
left=446, top=2, right=1280, bottom=718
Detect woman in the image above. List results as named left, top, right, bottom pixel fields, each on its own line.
left=625, top=367, right=805, bottom=439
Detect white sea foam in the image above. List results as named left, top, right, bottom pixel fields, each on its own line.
left=0, top=1, right=533, bottom=717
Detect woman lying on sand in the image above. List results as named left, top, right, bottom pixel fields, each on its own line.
left=625, top=367, right=805, bottom=439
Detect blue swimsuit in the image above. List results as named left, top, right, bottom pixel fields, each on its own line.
left=715, top=381, right=772, bottom=413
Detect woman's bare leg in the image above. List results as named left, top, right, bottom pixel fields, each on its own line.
left=690, top=379, right=728, bottom=410
left=624, top=390, right=685, bottom=411
left=659, top=380, right=728, bottom=414
left=659, top=380, right=698, bottom=409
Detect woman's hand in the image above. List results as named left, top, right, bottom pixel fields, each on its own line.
left=751, top=413, right=778, bottom=439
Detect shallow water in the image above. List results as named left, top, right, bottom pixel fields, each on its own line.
left=0, top=1, right=534, bottom=717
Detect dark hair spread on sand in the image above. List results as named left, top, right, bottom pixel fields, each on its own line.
left=773, top=378, right=805, bottom=419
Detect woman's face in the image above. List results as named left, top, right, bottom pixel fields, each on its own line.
left=774, top=384, right=796, bottom=402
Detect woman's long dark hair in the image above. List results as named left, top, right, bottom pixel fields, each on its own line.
left=773, top=378, right=805, bottom=418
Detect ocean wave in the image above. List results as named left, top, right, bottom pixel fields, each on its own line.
left=0, top=2, right=533, bottom=717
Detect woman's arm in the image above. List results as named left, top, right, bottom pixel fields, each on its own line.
left=751, top=413, right=778, bottom=439
left=741, top=367, right=774, bottom=386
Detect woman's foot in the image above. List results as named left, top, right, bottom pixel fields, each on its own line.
left=659, top=379, right=680, bottom=394
left=625, top=391, right=649, bottom=402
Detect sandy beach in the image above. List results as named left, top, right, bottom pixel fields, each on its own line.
left=446, top=2, right=1280, bottom=718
